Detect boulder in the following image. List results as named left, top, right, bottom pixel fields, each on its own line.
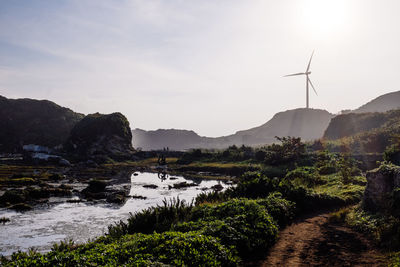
left=363, top=163, right=400, bottom=212
left=106, top=191, right=126, bottom=204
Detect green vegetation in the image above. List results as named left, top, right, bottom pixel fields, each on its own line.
left=0, top=137, right=371, bottom=266
left=322, top=109, right=400, bottom=154
left=326, top=162, right=400, bottom=266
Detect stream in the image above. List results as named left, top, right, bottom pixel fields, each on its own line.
left=0, top=172, right=230, bottom=256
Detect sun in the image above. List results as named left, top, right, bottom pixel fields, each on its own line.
left=300, top=0, right=351, bottom=38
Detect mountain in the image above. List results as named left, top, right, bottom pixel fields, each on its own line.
left=133, top=129, right=206, bottom=151
left=323, top=111, right=397, bottom=140
left=225, top=108, right=334, bottom=146
left=0, top=96, right=84, bottom=152
left=353, top=90, right=400, bottom=113
left=132, top=108, right=335, bottom=150
left=322, top=109, right=400, bottom=153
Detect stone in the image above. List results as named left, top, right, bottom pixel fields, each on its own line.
left=363, top=164, right=400, bottom=212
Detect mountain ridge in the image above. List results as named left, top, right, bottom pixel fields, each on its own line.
left=132, top=108, right=334, bottom=150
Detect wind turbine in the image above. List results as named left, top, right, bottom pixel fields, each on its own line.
left=284, top=51, right=318, bottom=109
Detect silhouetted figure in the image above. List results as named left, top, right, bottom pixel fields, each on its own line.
left=158, top=154, right=166, bottom=165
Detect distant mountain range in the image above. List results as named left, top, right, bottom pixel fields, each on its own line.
left=133, top=108, right=334, bottom=150
left=133, top=90, right=400, bottom=151
left=1, top=90, right=399, bottom=153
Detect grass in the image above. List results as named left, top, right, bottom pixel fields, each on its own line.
left=0, top=146, right=377, bottom=266
left=314, top=174, right=365, bottom=204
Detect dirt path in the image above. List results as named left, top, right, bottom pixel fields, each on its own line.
left=261, top=212, right=386, bottom=267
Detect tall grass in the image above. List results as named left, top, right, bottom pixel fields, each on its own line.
left=107, top=197, right=193, bottom=239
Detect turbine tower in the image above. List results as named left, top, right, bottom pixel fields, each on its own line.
left=284, top=51, right=318, bottom=109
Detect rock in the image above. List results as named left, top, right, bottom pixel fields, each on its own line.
left=85, top=180, right=107, bottom=193
left=170, top=181, right=198, bottom=189
left=211, top=184, right=224, bottom=191
left=0, top=190, right=26, bottom=205
left=84, top=192, right=107, bottom=200
left=143, top=184, right=158, bottom=189
left=66, top=199, right=82, bottom=203
left=106, top=191, right=126, bottom=204
left=27, top=187, right=50, bottom=199
left=131, top=195, right=147, bottom=200
left=363, top=163, right=400, bottom=212
left=65, top=112, right=134, bottom=161
left=8, top=203, right=32, bottom=211
left=0, top=217, right=10, bottom=224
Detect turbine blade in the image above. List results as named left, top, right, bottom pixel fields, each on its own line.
left=308, top=77, right=318, bottom=95
left=283, top=72, right=305, bottom=77
left=306, top=50, right=314, bottom=72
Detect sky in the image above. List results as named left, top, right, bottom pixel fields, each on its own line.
left=0, top=0, right=399, bottom=137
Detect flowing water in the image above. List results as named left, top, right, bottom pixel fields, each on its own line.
left=0, top=172, right=230, bottom=256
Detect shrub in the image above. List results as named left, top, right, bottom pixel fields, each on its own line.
left=3, top=232, right=239, bottom=266
left=181, top=198, right=279, bottom=256
left=108, top=198, right=193, bottom=239
left=195, top=191, right=229, bottom=205
left=384, top=144, right=400, bottom=166
left=255, top=192, right=296, bottom=227
left=230, top=172, right=279, bottom=199
left=263, top=136, right=306, bottom=166
left=284, top=166, right=323, bottom=187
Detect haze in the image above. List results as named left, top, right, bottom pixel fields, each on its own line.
left=0, top=0, right=399, bottom=137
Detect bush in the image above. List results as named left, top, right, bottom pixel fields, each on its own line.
left=195, top=191, right=229, bottom=205
left=107, top=198, right=193, bottom=239
left=3, top=231, right=239, bottom=266
left=255, top=192, right=296, bottom=227
left=284, top=166, right=323, bottom=187
left=263, top=136, right=306, bottom=166
left=384, top=144, right=400, bottom=166
left=181, top=198, right=279, bottom=256
left=345, top=206, right=400, bottom=250
left=230, top=172, right=279, bottom=199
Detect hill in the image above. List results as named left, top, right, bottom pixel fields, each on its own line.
left=353, top=90, right=400, bottom=113
left=0, top=96, right=84, bottom=152
left=132, top=108, right=334, bottom=150
left=65, top=112, right=134, bottom=160
left=322, top=109, right=400, bottom=153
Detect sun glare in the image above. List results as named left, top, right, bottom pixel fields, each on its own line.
left=300, top=0, right=351, bottom=38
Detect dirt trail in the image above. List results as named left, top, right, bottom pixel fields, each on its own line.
left=260, top=212, right=386, bottom=267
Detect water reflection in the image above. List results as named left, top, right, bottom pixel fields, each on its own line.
left=157, top=171, right=169, bottom=181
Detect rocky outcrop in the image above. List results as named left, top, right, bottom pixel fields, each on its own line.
left=0, top=95, right=84, bottom=152
left=65, top=112, right=134, bottom=161
left=363, top=164, right=400, bottom=212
